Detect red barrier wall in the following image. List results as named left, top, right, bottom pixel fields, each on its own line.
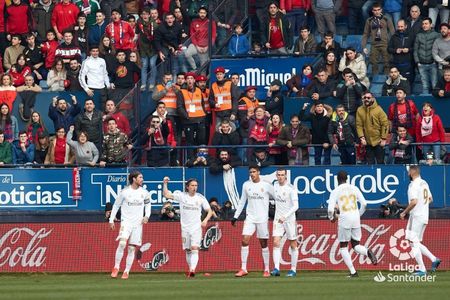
left=0, top=220, right=448, bottom=272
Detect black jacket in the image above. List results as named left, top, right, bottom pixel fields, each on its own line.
left=211, top=129, right=240, bottom=155
left=388, top=31, right=414, bottom=65
left=142, top=122, right=170, bottom=167
left=328, top=112, right=357, bottom=146
left=264, top=90, right=283, bottom=116
left=153, top=21, right=183, bottom=52
left=307, top=78, right=336, bottom=99
left=432, top=77, right=450, bottom=98
left=299, top=105, right=332, bottom=144
left=209, top=155, right=242, bottom=174
left=74, top=110, right=103, bottom=144
left=335, top=80, right=366, bottom=114
left=261, top=12, right=293, bottom=49
left=111, top=61, right=141, bottom=89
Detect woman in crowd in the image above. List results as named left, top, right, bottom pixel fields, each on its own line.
left=389, top=125, right=414, bottom=164
left=416, top=102, right=446, bottom=161
left=45, top=126, right=74, bottom=165
left=286, top=64, right=314, bottom=97
left=129, top=50, right=142, bottom=84
left=99, top=35, right=117, bottom=78
left=0, top=103, right=19, bottom=142
left=26, top=111, right=48, bottom=145
left=34, top=132, right=50, bottom=165
left=317, top=50, right=340, bottom=81
left=267, top=113, right=287, bottom=165
left=9, top=54, right=32, bottom=87
left=47, top=58, right=67, bottom=92
left=66, top=125, right=99, bottom=166
left=339, top=47, right=370, bottom=88
left=0, top=129, right=13, bottom=165
left=0, top=74, right=17, bottom=111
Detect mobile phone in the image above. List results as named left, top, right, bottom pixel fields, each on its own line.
left=166, top=81, right=173, bottom=88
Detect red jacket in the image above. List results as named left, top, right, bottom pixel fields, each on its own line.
left=5, top=2, right=33, bottom=35
left=416, top=113, right=446, bottom=143
left=10, top=66, right=32, bottom=87
left=41, top=40, right=59, bottom=69
left=105, top=21, right=135, bottom=50
left=51, top=2, right=80, bottom=34
left=190, top=18, right=216, bottom=47
left=280, top=0, right=311, bottom=11
left=0, top=0, right=5, bottom=32
left=102, top=111, right=131, bottom=136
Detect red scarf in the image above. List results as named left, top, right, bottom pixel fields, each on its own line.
left=54, top=137, right=66, bottom=164
left=445, top=82, right=450, bottom=92
left=148, top=128, right=165, bottom=149
left=249, top=118, right=267, bottom=142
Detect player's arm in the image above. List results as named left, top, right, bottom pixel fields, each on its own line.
left=109, top=192, right=124, bottom=229
left=142, top=193, right=151, bottom=224
left=401, top=185, right=419, bottom=219
left=356, top=188, right=367, bottom=217
left=281, top=188, right=299, bottom=222
left=327, top=190, right=337, bottom=221
left=162, top=176, right=174, bottom=200
left=232, top=183, right=248, bottom=226
left=400, top=199, right=417, bottom=219
left=201, top=198, right=213, bottom=227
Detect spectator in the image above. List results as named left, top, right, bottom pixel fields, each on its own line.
left=65, top=59, right=83, bottom=92
left=299, top=101, right=333, bottom=165
left=17, top=75, right=42, bottom=122
left=388, top=19, right=415, bottom=83
left=228, top=24, right=250, bottom=56
left=48, top=95, right=81, bottom=133
left=33, top=0, right=55, bottom=43
left=160, top=201, right=180, bottom=221
left=414, top=17, right=440, bottom=94
left=66, top=125, right=99, bottom=166
left=220, top=200, right=236, bottom=221
left=196, top=74, right=212, bottom=140
left=382, top=66, right=411, bottom=96
left=328, top=104, right=357, bottom=165
left=33, top=132, right=50, bottom=165
left=55, top=30, right=82, bottom=65
left=362, top=3, right=395, bottom=75
left=241, top=106, right=270, bottom=161
left=142, top=114, right=170, bottom=167
left=311, top=0, right=341, bottom=38
left=427, top=0, right=450, bottom=29
left=276, top=114, right=311, bottom=165
left=432, top=23, right=450, bottom=74
left=211, top=119, right=240, bottom=156
left=0, top=129, right=13, bottom=165
left=286, top=64, right=314, bottom=97
left=5, top=0, right=33, bottom=41
left=206, top=197, right=223, bottom=221
left=47, top=58, right=67, bottom=92
left=356, top=92, right=389, bottom=164
left=379, top=198, right=405, bottom=218
left=100, top=0, right=126, bottom=20
left=238, top=86, right=260, bottom=129
left=231, top=73, right=240, bottom=86
left=185, top=146, right=210, bottom=167
left=0, top=74, right=17, bottom=113
left=88, top=10, right=107, bottom=48
left=384, top=0, right=403, bottom=26
left=209, top=66, right=240, bottom=125
left=136, top=7, right=159, bottom=91
left=102, top=100, right=131, bottom=136
left=105, top=9, right=135, bottom=52
left=26, top=111, right=47, bottom=145
left=99, top=117, right=132, bottom=166
left=249, top=147, right=275, bottom=167
left=128, top=50, right=141, bottom=83
left=12, top=131, right=35, bottom=165
left=316, top=50, right=340, bottom=81
left=419, top=150, right=443, bottom=165
left=110, top=50, right=141, bottom=103
left=334, top=68, right=366, bottom=116
left=262, top=2, right=293, bottom=54
left=3, top=34, right=25, bottom=71
left=267, top=113, right=287, bottom=165
left=265, top=79, right=284, bottom=116
left=316, top=31, right=343, bottom=58
left=175, top=72, right=186, bottom=89
left=416, top=102, right=446, bottom=161
left=99, top=35, right=117, bottom=78
left=72, top=13, right=89, bottom=59
left=348, top=0, right=365, bottom=34
left=0, top=103, right=19, bottom=142
left=75, top=0, right=101, bottom=27
left=307, top=69, right=336, bottom=101
left=212, top=0, right=242, bottom=55
left=389, top=125, right=414, bottom=164
left=405, top=5, right=423, bottom=42
left=45, top=126, right=74, bottom=165
left=151, top=101, right=176, bottom=151
left=40, top=30, right=59, bottom=72
left=433, top=67, right=450, bottom=98
left=209, top=148, right=241, bottom=174
left=74, top=99, right=103, bottom=153
left=293, top=25, right=317, bottom=56
left=388, top=87, right=419, bottom=139
left=339, top=47, right=370, bottom=88
left=280, top=0, right=310, bottom=35
left=185, top=7, right=216, bottom=71
left=23, top=33, right=45, bottom=82
left=250, top=41, right=264, bottom=55
left=52, top=0, right=80, bottom=41
left=10, top=54, right=32, bottom=88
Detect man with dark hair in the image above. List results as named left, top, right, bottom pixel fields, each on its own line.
left=209, top=148, right=241, bottom=174
left=293, top=25, right=317, bottom=55
left=105, top=9, right=135, bottom=52
left=334, top=68, right=366, bottom=115
left=388, top=87, right=419, bottom=139
left=55, top=30, right=82, bottom=65
left=65, top=59, right=83, bottom=92
left=382, top=66, right=411, bottom=96
left=262, top=2, right=292, bottom=54
left=33, top=0, right=56, bottom=43
left=307, top=69, right=336, bottom=101
left=432, top=23, right=450, bottom=74
left=99, top=117, right=132, bottom=166
left=3, top=34, right=25, bottom=71
left=211, top=119, right=240, bottom=156
left=88, top=10, right=107, bottom=47
left=388, top=19, right=415, bottom=83
left=316, top=31, right=343, bottom=58
left=328, top=104, right=357, bottom=165
left=142, top=115, right=170, bottom=167
left=75, top=99, right=103, bottom=154
left=48, top=95, right=81, bottom=132
left=12, top=131, right=34, bottom=164
left=432, top=68, right=450, bottom=98
left=277, top=114, right=311, bottom=165
left=110, top=50, right=141, bottom=103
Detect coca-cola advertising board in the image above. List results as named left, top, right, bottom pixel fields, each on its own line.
left=0, top=220, right=448, bottom=272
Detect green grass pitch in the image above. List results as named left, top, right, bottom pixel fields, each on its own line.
left=1, top=271, right=449, bottom=300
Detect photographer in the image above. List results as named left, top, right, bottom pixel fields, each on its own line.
left=142, top=115, right=170, bottom=167
left=160, top=201, right=180, bottom=221
left=207, top=197, right=222, bottom=221
left=334, top=68, right=366, bottom=116
left=379, top=198, right=405, bottom=218
left=185, top=146, right=210, bottom=167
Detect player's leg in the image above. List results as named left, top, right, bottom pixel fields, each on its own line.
left=257, top=222, right=270, bottom=277
left=111, top=224, right=132, bottom=278
left=271, top=221, right=284, bottom=276
left=406, top=218, right=427, bottom=274
left=338, top=226, right=357, bottom=277
left=414, top=222, right=440, bottom=272
left=350, top=228, right=377, bottom=265
left=188, top=230, right=202, bottom=276
left=182, top=230, right=192, bottom=273
left=285, top=220, right=299, bottom=277
left=235, top=221, right=255, bottom=276
left=122, top=225, right=143, bottom=279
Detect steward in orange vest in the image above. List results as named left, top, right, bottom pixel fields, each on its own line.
left=238, top=86, right=261, bottom=138
left=208, top=66, right=240, bottom=121
left=152, top=73, right=183, bottom=116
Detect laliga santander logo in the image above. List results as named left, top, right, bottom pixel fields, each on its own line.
left=0, top=227, right=52, bottom=268
left=200, top=223, right=222, bottom=250
left=137, top=243, right=169, bottom=271
left=389, top=229, right=414, bottom=260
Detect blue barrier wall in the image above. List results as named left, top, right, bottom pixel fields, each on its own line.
left=0, top=166, right=446, bottom=211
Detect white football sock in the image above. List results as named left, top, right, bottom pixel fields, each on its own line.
left=114, top=242, right=126, bottom=269
left=241, top=246, right=249, bottom=271
left=419, top=243, right=436, bottom=262
left=186, top=251, right=192, bottom=269
left=124, top=246, right=135, bottom=273
left=190, top=250, right=199, bottom=272
left=290, top=247, right=299, bottom=271
left=273, top=247, right=281, bottom=270
left=412, top=242, right=426, bottom=272
left=340, top=247, right=356, bottom=274
left=354, top=245, right=368, bottom=256
left=262, top=247, right=270, bottom=272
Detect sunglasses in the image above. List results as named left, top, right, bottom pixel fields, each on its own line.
left=362, top=96, right=372, bottom=99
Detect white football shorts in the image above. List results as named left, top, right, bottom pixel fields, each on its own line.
left=116, top=223, right=143, bottom=246
left=242, top=221, right=269, bottom=239
left=406, top=217, right=427, bottom=242
left=272, top=218, right=298, bottom=240
left=338, top=226, right=361, bottom=242
left=182, top=228, right=202, bottom=250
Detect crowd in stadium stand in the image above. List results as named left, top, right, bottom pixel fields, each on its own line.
left=0, top=0, right=449, bottom=168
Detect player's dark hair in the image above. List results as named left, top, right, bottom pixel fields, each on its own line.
left=248, top=164, right=260, bottom=172
left=185, top=178, right=198, bottom=191
left=128, top=170, right=142, bottom=185
left=337, top=171, right=348, bottom=184
left=276, top=168, right=287, bottom=175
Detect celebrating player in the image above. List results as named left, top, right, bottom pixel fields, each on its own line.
left=163, top=176, right=213, bottom=278
left=327, top=171, right=377, bottom=277
left=400, top=165, right=441, bottom=275
left=232, top=165, right=274, bottom=277
left=271, top=168, right=299, bottom=277
left=109, top=170, right=151, bottom=279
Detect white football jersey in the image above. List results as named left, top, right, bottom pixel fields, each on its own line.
left=172, top=191, right=210, bottom=231
left=408, top=176, right=431, bottom=224
left=273, top=182, right=299, bottom=221
left=110, top=186, right=151, bottom=226
left=328, top=183, right=366, bottom=229
left=234, top=180, right=274, bottom=223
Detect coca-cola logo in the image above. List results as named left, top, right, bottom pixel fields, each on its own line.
left=0, top=227, right=52, bottom=268
left=389, top=229, right=414, bottom=260
left=200, top=223, right=222, bottom=250
left=137, top=243, right=169, bottom=271
left=278, top=224, right=390, bottom=266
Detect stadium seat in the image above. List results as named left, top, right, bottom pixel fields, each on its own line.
left=372, top=75, right=387, bottom=84
left=334, top=34, right=343, bottom=46
left=371, top=83, right=383, bottom=96
left=343, top=35, right=363, bottom=53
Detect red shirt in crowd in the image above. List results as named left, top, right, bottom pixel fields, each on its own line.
left=5, top=1, right=32, bottom=35
left=269, top=17, right=284, bottom=49
left=280, top=0, right=311, bottom=11
left=416, top=113, right=446, bottom=143
left=388, top=100, right=419, bottom=138
left=105, top=20, right=135, bottom=50
left=41, top=40, right=59, bottom=69
left=190, top=18, right=216, bottom=48
left=51, top=1, right=80, bottom=35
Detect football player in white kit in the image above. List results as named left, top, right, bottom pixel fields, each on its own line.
left=400, top=165, right=441, bottom=275
left=163, top=176, right=213, bottom=278
left=232, top=165, right=274, bottom=277
left=327, top=171, right=378, bottom=277
left=271, top=168, right=299, bottom=277
left=109, top=170, right=151, bottom=279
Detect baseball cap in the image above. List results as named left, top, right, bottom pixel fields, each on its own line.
left=245, top=86, right=257, bottom=93
left=270, top=79, right=282, bottom=86
left=214, top=66, right=225, bottom=74
left=185, top=72, right=197, bottom=79
left=196, top=75, right=207, bottom=82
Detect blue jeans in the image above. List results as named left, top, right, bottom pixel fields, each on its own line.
left=141, top=55, right=157, bottom=87
left=287, top=9, right=307, bottom=36
left=418, top=63, right=438, bottom=94
left=384, top=12, right=401, bottom=27
left=422, top=144, right=442, bottom=160
left=314, top=146, right=331, bottom=165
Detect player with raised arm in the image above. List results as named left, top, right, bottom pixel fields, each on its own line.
left=271, top=168, right=299, bottom=277
left=232, top=165, right=274, bottom=277
left=400, top=165, right=441, bottom=275
left=327, top=171, right=378, bottom=278
left=163, top=176, right=213, bottom=278
left=109, top=170, right=151, bottom=279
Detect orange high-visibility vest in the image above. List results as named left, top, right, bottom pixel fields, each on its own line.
left=180, top=87, right=206, bottom=118
left=201, top=88, right=211, bottom=112
left=238, top=96, right=259, bottom=111
left=211, top=81, right=232, bottom=112
left=156, top=84, right=177, bottom=109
